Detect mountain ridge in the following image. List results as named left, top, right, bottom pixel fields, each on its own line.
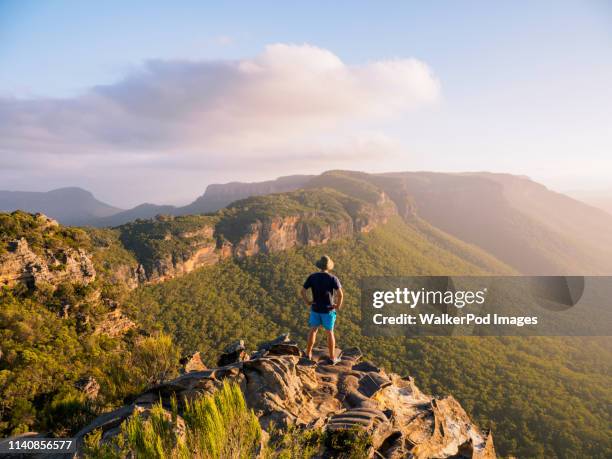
left=0, top=187, right=122, bottom=226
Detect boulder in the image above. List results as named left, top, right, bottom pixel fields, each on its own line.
left=180, top=351, right=207, bottom=373
left=74, top=334, right=497, bottom=458
left=218, top=340, right=249, bottom=366
left=225, top=339, right=246, bottom=354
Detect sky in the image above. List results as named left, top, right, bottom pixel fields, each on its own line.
left=0, top=1, right=611, bottom=207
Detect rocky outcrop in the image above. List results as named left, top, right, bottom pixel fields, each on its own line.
left=134, top=219, right=223, bottom=283
left=217, top=339, right=249, bottom=366
left=232, top=213, right=356, bottom=257
left=74, top=334, right=496, bottom=458
left=180, top=351, right=207, bottom=373
left=138, top=192, right=397, bottom=282
left=144, top=241, right=221, bottom=283
left=93, top=309, right=136, bottom=337
left=0, top=235, right=95, bottom=289
left=229, top=191, right=396, bottom=259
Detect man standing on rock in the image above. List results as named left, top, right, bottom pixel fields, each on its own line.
left=300, top=255, right=344, bottom=364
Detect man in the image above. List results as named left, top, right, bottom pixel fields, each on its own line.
left=300, top=255, right=344, bottom=364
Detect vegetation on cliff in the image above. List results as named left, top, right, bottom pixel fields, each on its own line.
left=0, top=211, right=90, bottom=257
left=84, top=381, right=261, bottom=459
left=0, top=212, right=181, bottom=436
left=117, top=214, right=217, bottom=278
left=114, top=186, right=394, bottom=281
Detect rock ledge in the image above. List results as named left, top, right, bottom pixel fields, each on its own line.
left=74, top=334, right=495, bottom=458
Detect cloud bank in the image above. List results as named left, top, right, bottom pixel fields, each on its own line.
left=0, top=44, right=440, bottom=204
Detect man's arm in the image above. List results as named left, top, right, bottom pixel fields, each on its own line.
left=334, top=288, right=344, bottom=310
left=300, top=288, right=312, bottom=306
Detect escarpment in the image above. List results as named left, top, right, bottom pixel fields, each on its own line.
left=120, top=188, right=398, bottom=283
left=73, top=334, right=496, bottom=458
left=0, top=213, right=96, bottom=289
left=0, top=237, right=95, bottom=288
left=1, top=181, right=403, bottom=287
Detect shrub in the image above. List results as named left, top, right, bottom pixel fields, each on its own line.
left=265, top=424, right=324, bottom=459
left=325, top=427, right=372, bottom=458
left=132, top=333, right=180, bottom=386
left=83, top=381, right=261, bottom=459
left=182, top=380, right=261, bottom=458
left=41, top=389, right=95, bottom=437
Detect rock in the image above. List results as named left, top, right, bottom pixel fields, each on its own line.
left=326, top=407, right=394, bottom=451
left=341, top=347, right=363, bottom=362
left=218, top=340, right=249, bottom=367
left=180, top=351, right=207, bottom=373
left=224, top=339, right=246, bottom=354
left=127, top=187, right=396, bottom=283
left=0, top=236, right=96, bottom=289
left=74, top=334, right=497, bottom=458
left=358, top=372, right=393, bottom=398
left=93, top=309, right=136, bottom=337
left=34, top=213, right=59, bottom=228
left=251, top=333, right=301, bottom=360
left=242, top=355, right=322, bottom=428
left=267, top=342, right=301, bottom=357
left=75, top=376, right=100, bottom=400
left=352, top=361, right=381, bottom=373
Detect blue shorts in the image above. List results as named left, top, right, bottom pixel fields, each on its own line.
left=309, top=310, right=336, bottom=331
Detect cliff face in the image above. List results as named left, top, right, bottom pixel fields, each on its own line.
left=73, top=334, right=496, bottom=458
left=0, top=180, right=400, bottom=288
left=232, top=213, right=355, bottom=257
left=126, top=188, right=397, bottom=283
left=227, top=189, right=396, bottom=257
left=0, top=176, right=408, bottom=287
left=0, top=219, right=96, bottom=289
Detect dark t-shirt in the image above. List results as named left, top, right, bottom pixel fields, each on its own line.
left=303, top=271, right=342, bottom=313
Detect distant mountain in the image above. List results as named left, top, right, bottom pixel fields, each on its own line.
left=568, top=190, right=612, bottom=216
left=0, top=175, right=313, bottom=228
left=308, top=170, right=612, bottom=275
left=94, top=202, right=177, bottom=227
left=0, top=187, right=122, bottom=226
left=179, top=174, right=313, bottom=215
left=90, top=174, right=313, bottom=227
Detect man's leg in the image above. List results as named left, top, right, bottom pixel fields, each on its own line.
left=306, top=327, right=318, bottom=360
left=326, top=329, right=335, bottom=360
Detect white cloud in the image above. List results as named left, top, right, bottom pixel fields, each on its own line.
left=0, top=44, right=440, bottom=204
left=0, top=44, right=439, bottom=154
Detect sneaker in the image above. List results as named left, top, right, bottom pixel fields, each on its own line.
left=331, top=356, right=342, bottom=365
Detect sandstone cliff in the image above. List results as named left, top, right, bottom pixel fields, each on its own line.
left=122, top=188, right=398, bottom=283
left=0, top=179, right=402, bottom=287
left=73, top=334, right=496, bottom=458
left=0, top=185, right=397, bottom=289
left=0, top=214, right=96, bottom=289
